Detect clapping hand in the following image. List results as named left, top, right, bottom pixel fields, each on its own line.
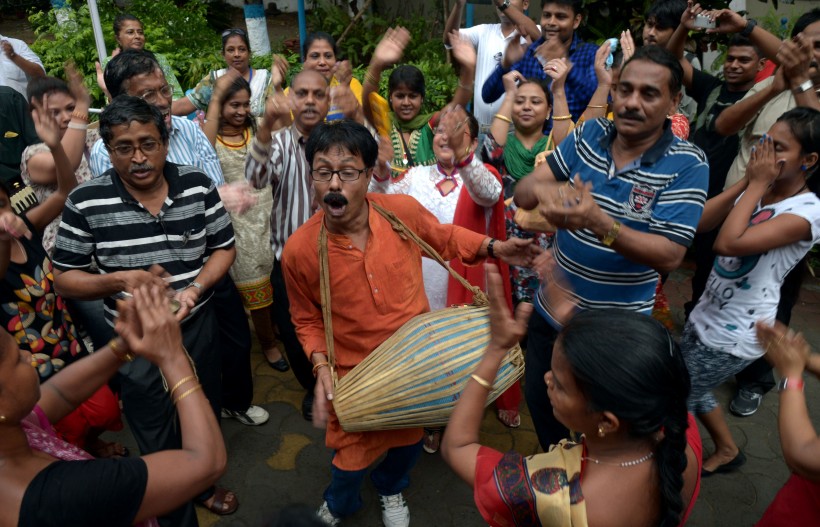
left=486, top=263, right=532, bottom=352
left=211, top=68, right=242, bottom=105
left=757, top=320, right=811, bottom=378
left=538, top=174, right=598, bottom=231
left=66, top=62, right=91, bottom=109
left=449, top=30, right=477, bottom=71
left=543, top=57, right=571, bottom=91
left=372, top=27, right=411, bottom=69
left=437, top=104, right=473, bottom=164
left=115, top=285, right=185, bottom=366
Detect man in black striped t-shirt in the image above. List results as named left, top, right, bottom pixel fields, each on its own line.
left=52, top=96, right=236, bottom=527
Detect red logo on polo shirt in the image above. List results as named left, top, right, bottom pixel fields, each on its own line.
left=628, top=185, right=656, bottom=215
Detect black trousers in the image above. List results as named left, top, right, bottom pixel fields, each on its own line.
left=271, top=259, right=315, bottom=393
left=212, top=275, right=254, bottom=411
left=523, top=312, right=570, bottom=451
left=119, top=303, right=221, bottom=527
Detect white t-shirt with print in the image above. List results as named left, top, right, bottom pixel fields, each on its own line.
left=689, top=191, right=820, bottom=360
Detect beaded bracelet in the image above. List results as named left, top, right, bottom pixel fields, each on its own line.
left=174, top=384, right=203, bottom=405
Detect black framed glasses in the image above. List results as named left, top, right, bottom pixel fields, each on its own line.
left=108, top=140, right=161, bottom=158
left=137, top=84, right=173, bottom=104
left=310, top=168, right=369, bottom=182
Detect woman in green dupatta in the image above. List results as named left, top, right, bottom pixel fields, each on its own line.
left=486, top=61, right=573, bottom=305
left=363, top=27, right=475, bottom=181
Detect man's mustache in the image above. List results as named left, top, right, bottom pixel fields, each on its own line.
left=130, top=163, right=154, bottom=173
left=324, top=192, right=348, bottom=206
left=617, top=111, right=645, bottom=121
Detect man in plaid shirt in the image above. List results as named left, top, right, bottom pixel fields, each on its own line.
left=481, top=0, right=598, bottom=123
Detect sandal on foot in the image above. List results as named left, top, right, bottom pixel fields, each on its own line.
left=701, top=450, right=746, bottom=477
left=497, top=409, right=521, bottom=428
left=198, top=487, right=239, bottom=515
left=423, top=428, right=442, bottom=454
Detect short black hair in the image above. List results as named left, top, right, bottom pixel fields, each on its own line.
left=104, top=49, right=161, bottom=99
left=644, top=0, right=687, bottom=30
left=26, top=76, right=71, bottom=106
left=305, top=120, right=378, bottom=169
left=792, top=7, right=820, bottom=38
left=388, top=65, right=425, bottom=99
left=113, top=13, right=142, bottom=36
left=99, top=95, right=169, bottom=147
left=727, top=34, right=761, bottom=58
left=303, top=32, right=339, bottom=61
left=542, top=0, right=582, bottom=16
left=623, top=45, right=683, bottom=95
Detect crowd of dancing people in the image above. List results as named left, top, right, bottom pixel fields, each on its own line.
left=0, top=0, right=819, bottom=525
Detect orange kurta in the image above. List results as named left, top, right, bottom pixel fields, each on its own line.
left=282, top=193, right=487, bottom=470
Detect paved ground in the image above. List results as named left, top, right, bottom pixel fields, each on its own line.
left=106, top=259, right=820, bottom=527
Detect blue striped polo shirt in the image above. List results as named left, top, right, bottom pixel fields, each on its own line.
left=537, top=118, right=708, bottom=327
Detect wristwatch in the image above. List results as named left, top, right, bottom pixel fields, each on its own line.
left=185, top=281, right=204, bottom=291
left=776, top=377, right=804, bottom=393
left=793, top=79, right=814, bottom=95
left=498, top=0, right=511, bottom=11
left=740, top=18, right=757, bottom=37
left=601, top=220, right=621, bottom=247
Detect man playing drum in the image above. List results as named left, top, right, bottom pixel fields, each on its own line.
left=281, top=115, right=539, bottom=527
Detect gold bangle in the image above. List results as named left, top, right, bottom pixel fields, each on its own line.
left=312, top=361, right=330, bottom=377
left=364, top=70, right=379, bottom=86
left=169, top=375, right=197, bottom=398
left=70, top=110, right=89, bottom=123
left=108, top=338, right=134, bottom=362
left=586, top=104, right=606, bottom=109
left=174, top=384, right=203, bottom=405
left=493, top=113, right=513, bottom=123
left=601, top=220, right=621, bottom=247
left=552, top=114, right=573, bottom=121
left=470, top=373, right=493, bottom=391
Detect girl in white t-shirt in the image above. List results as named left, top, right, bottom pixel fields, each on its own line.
left=683, top=107, right=820, bottom=477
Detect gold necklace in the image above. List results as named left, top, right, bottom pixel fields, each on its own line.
left=583, top=451, right=654, bottom=467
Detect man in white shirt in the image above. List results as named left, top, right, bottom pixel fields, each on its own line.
left=443, top=0, right=540, bottom=140
left=0, top=34, right=45, bottom=97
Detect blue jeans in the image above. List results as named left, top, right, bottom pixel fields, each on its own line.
left=324, top=439, right=423, bottom=518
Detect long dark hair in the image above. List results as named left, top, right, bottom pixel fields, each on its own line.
left=218, top=76, right=256, bottom=134
left=560, top=310, right=691, bottom=527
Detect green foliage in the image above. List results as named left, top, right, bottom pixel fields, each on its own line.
left=28, top=0, right=225, bottom=107
left=307, top=0, right=455, bottom=113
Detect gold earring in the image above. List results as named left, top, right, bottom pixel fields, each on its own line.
left=597, top=424, right=605, bottom=438
left=0, top=415, right=6, bottom=423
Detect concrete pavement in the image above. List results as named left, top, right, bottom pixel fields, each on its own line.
left=112, top=261, right=820, bottom=526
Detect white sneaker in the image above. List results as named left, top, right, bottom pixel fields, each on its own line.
left=316, top=501, right=341, bottom=526
left=220, top=405, right=269, bottom=426
left=379, top=493, right=409, bottom=527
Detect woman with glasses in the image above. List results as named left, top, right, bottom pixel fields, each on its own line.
left=201, top=74, right=286, bottom=371
left=96, top=14, right=184, bottom=102
left=172, top=28, right=283, bottom=118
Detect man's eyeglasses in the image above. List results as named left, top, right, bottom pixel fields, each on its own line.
left=108, top=140, right=161, bottom=158
left=310, top=168, right=368, bottom=182
left=221, top=28, right=248, bottom=39
left=137, top=84, right=173, bottom=104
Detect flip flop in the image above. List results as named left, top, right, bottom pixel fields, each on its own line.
left=198, top=486, right=239, bottom=515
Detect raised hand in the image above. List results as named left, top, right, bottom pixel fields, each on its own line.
left=544, top=57, right=571, bottom=91
left=593, top=40, right=614, bottom=86
left=372, top=27, right=411, bottom=69
left=680, top=1, right=706, bottom=31
left=0, top=211, right=32, bottom=241
left=502, top=31, right=526, bottom=69
left=65, top=62, right=91, bottom=109
left=271, top=54, right=290, bottom=89
left=746, top=134, right=783, bottom=188
left=704, top=8, right=747, bottom=34
left=486, top=263, right=532, bottom=352
left=501, top=70, right=522, bottom=94
left=31, top=94, right=63, bottom=150
left=331, top=59, right=353, bottom=86
left=777, top=35, right=813, bottom=89
left=211, top=68, right=242, bottom=105
left=757, top=320, right=811, bottom=378
left=620, top=29, right=635, bottom=62
left=449, top=30, right=477, bottom=70
left=437, top=104, right=472, bottom=163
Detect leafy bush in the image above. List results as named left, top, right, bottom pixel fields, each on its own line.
left=28, top=0, right=226, bottom=107
left=307, top=0, right=456, bottom=113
